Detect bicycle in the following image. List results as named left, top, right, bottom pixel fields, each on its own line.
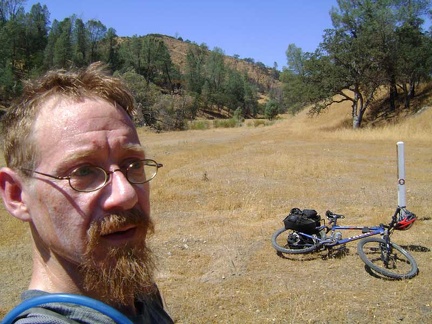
left=271, top=207, right=418, bottom=279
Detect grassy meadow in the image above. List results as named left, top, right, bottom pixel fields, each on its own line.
left=1, top=100, right=431, bottom=323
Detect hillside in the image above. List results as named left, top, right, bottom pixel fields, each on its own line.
left=120, top=34, right=432, bottom=131
left=155, top=34, right=280, bottom=92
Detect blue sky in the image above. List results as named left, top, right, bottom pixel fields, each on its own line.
left=25, top=0, right=339, bottom=69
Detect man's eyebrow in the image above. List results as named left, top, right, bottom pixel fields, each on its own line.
left=123, top=144, right=146, bottom=155
left=60, top=144, right=146, bottom=167
left=60, top=150, right=97, bottom=166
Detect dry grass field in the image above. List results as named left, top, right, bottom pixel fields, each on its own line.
left=1, top=100, right=431, bottom=323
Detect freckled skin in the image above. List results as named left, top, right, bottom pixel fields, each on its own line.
left=21, top=98, right=151, bottom=293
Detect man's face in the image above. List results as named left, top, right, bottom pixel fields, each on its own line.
left=25, top=97, right=155, bottom=300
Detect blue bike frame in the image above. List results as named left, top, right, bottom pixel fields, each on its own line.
left=298, top=223, right=386, bottom=247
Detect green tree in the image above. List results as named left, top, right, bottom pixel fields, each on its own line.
left=396, top=22, right=432, bottom=108
left=264, top=99, right=279, bottom=120
left=280, top=44, right=315, bottom=115
left=141, top=36, right=178, bottom=90
left=72, top=17, right=88, bottom=66
left=119, top=35, right=142, bottom=74
left=243, top=74, right=259, bottom=117
left=204, top=47, right=227, bottom=110
left=102, top=27, right=120, bottom=71
left=0, top=0, right=31, bottom=100
left=118, top=69, right=159, bottom=127
left=47, top=18, right=73, bottom=68
left=0, top=0, right=25, bottom=23
left=393, top=0, right=431, bottom=108
left=86, top=19, right=107, bottom=62
left=281, top=0, right=430, bottom=128
left=184, top=43, right=207, bottom=95
left=321, top=0, right=388, bottom=128
left=223, top=68, right=244, bottom=113
left=44, top=19, right=59, bottom=68
left=15, top=3, right=49, bottom=77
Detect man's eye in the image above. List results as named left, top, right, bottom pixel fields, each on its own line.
left=129, top=160, right=144, bottom=170
left=72, top=166, right=97, bottom=177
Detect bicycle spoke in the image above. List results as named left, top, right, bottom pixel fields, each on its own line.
left=357, top=237, right=418, bottom=279
left=271, top=228, right=321, bottom=254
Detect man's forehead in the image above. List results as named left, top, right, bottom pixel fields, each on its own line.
left=32, top=97, right=142, bottom=166
left=34, top=96, right=134, bottom=132
left=38, top=95, right=111, bottom=117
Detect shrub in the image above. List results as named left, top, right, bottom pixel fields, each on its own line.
left=247, top=119, right=274, bottom=127
left=213, top=118, right=237, bottom=128
left=189, top=120, right=211, bottom=130
left=265, top=99, right=280, bottom=120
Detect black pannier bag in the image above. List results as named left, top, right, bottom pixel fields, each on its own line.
left=283, top=208, right=321, bottom=234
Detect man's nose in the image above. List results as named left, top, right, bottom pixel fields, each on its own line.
left=102, top=169, right=139, bottom=211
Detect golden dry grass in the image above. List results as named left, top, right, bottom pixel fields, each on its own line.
left=1, top=100, right=431, bottom=323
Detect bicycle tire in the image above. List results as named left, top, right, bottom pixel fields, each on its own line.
left=357, top=237, right=418, bottom=279
left=271, top=227, right=320, bottom=254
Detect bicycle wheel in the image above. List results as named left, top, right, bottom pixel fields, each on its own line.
left=357, top=237, right=418, bottom=279
left=271, top=227, right=320, bottom=254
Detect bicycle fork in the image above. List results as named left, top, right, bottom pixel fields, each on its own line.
left=380, top=235, right=395, bottom=269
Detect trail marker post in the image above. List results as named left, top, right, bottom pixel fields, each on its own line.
left=397, top=141, right=406, bottom=217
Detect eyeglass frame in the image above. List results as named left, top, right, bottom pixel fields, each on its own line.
left=20, top=159, right=163, bottom=193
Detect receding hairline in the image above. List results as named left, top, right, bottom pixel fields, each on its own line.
left=24, top=62, right=136, bottom=118
left=29, top=95, right=136, bottom=153
left=0, top=62, right=137, bottom=170
left=34, top=93, right=129, bottom=116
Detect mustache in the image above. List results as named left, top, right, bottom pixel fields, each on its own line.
left=87, top=209, right=154, bottom=244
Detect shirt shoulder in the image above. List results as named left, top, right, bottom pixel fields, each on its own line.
left=12, top=307, right=80, bottom=323
left=14, top=290, right=116, bottom=324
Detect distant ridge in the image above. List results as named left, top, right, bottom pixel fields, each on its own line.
left=139, top=34, right=281, bottom=93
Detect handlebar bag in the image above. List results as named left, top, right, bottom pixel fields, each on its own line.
left=283, top=208, right=321, bottom=234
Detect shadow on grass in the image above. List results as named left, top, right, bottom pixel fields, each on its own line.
left=363, top=264, right=420, bottom=281
left=400, top=245, right=430, bottom=253
left=275, top=245, right=351, bottom=261
left=275, top=251, right=321, bottom=261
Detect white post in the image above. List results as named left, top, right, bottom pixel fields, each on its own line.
left=396, top=141, right=406, bottom=210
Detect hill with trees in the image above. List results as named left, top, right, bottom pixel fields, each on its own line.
left=280, top=0, right=432, bottom=128
left=0, top=0, right=431, bottom=130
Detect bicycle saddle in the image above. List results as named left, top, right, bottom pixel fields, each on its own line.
left=325, top=210, right=345, bottom=219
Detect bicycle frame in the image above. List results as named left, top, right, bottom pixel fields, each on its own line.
left=297, top=206, right=410, bottom=248
left=309, top=223, right=386, bottom=248
left=294, top=208, right=404, bottom=248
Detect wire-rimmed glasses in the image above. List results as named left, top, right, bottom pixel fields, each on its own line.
left=21, top=159, right=163, bottom=192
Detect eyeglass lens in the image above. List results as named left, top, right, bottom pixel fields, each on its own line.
left=68, top=160, right=158, bottom=192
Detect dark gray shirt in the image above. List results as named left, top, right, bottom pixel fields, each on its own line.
left=11, top=289, right=174, bottom=324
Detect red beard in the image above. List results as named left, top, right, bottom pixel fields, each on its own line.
left=79, top=209, right=156, bottom=305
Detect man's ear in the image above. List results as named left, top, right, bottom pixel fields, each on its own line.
left=0, top=167, right=31, bottom=222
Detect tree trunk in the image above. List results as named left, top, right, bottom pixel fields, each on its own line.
left=351, top=91, right=365, bottom=129
left=409, top=79, right=416, bottom=99
left=353, top=107, right=366, bottom=128
left=389, top=76, right=397, bottom=111
left=402, top=83, right=410, bottom=109
left=164, top=62, right=173, bottom=94
left=352, top=115, right=360, bottom=128
left=352, top=97, right=360, bottom=129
